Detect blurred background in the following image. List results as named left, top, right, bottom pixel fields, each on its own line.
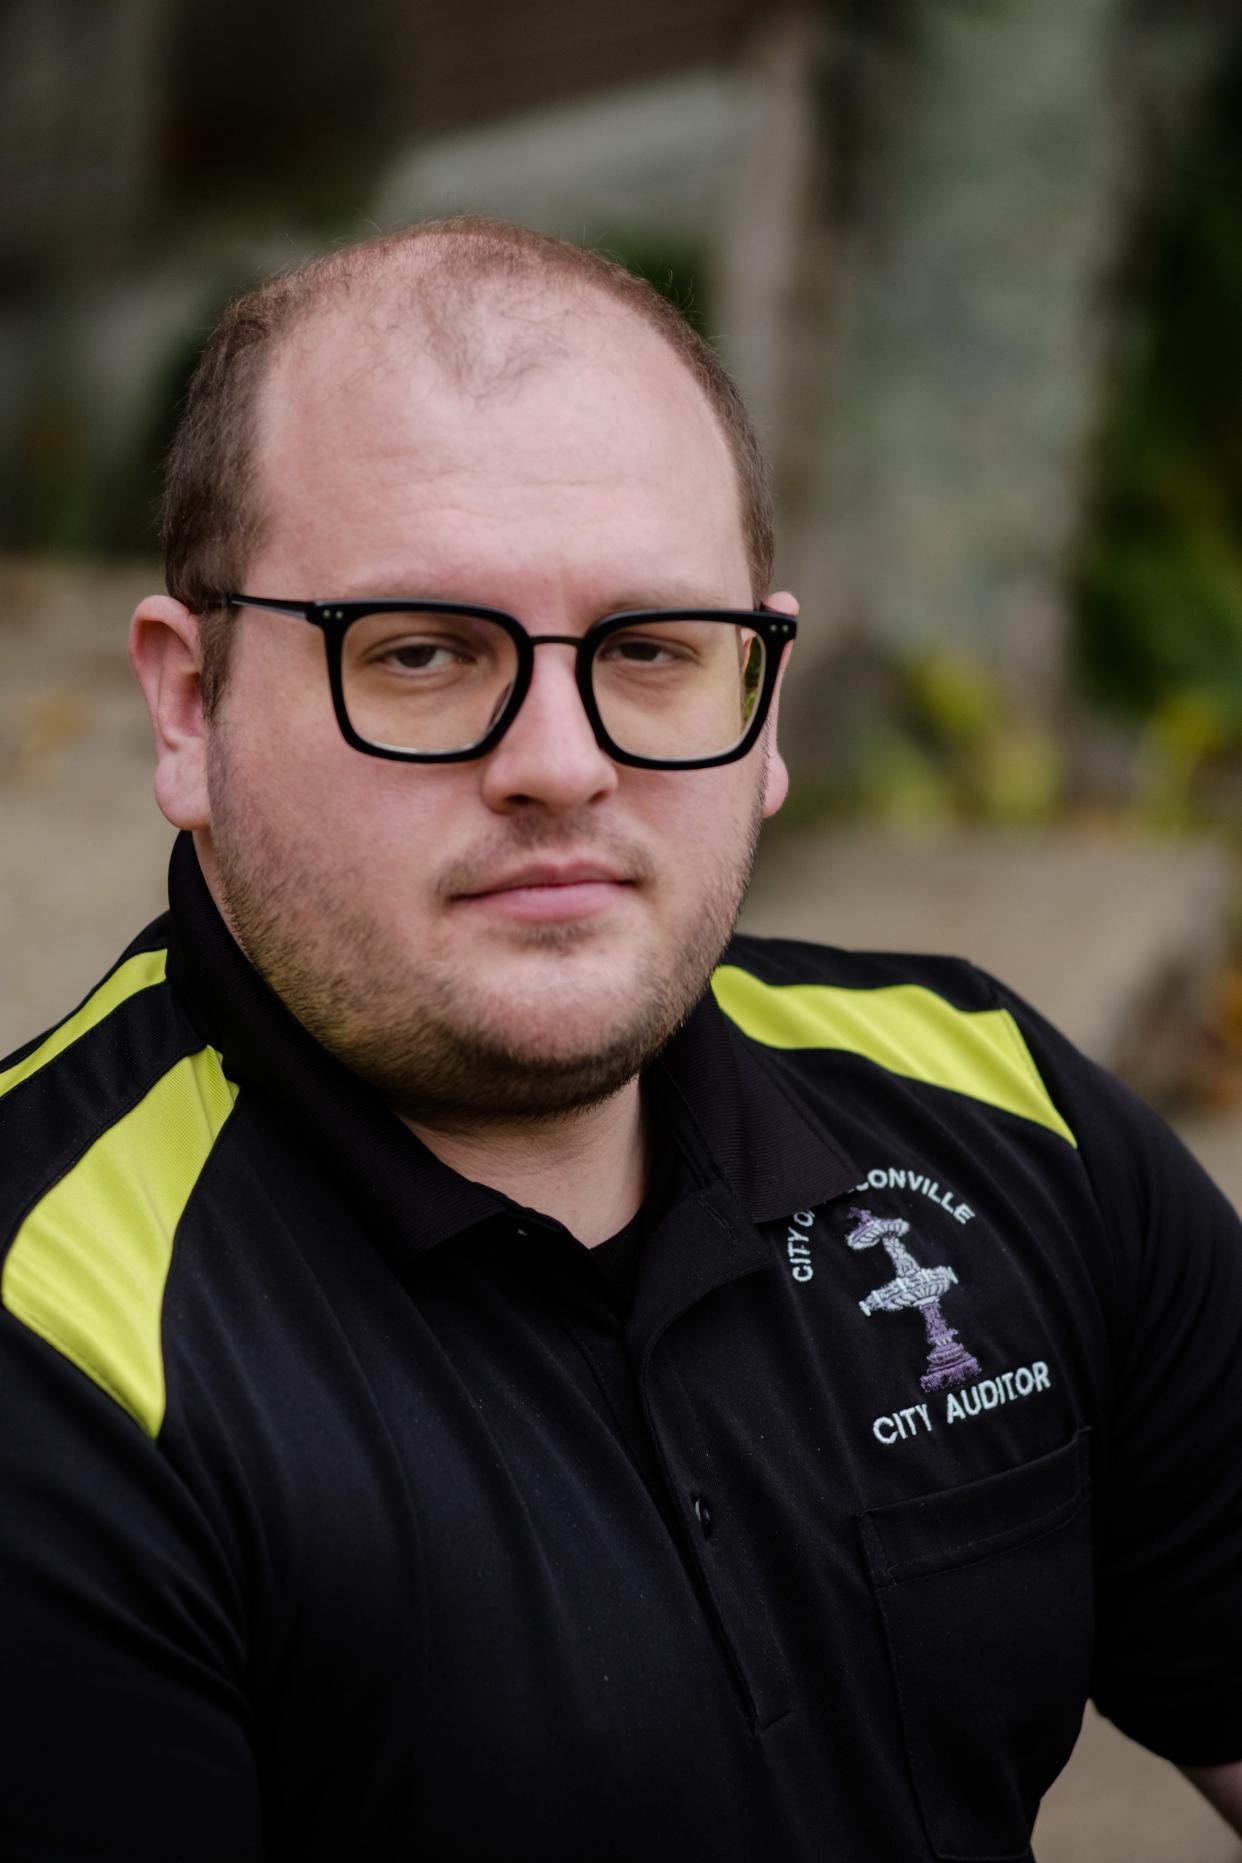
left=4, top=3, right=1242, bottom=1854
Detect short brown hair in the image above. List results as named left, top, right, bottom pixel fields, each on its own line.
left=162, top=216, right=775, bottom=714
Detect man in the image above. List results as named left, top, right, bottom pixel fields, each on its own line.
left=1, top=216, right=1240, bottom=1860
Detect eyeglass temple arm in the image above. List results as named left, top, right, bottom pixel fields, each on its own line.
left=223, top=595, right=315, bottom=619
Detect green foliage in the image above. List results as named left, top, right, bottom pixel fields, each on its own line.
left=787, top=642, right=1063, bottom=829
left=1072, top=44, right=1242, bottom=819
left=1134, top=687, right=1235, bottom=830
left=902, top=648, right=1062, bottom=824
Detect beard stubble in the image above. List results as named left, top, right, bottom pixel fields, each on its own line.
left=206, top=731, right=765, bottom=1127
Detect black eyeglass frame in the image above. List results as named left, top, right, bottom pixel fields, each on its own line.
left=224, top=596, right=797, bottom=770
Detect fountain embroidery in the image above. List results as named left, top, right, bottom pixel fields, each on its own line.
left=845, top=1206, right=981, bottom=1393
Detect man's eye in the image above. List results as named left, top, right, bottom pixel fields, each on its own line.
left=600, top=636, right=683, bottom=666
left=379, top=638, right=471, bottom=672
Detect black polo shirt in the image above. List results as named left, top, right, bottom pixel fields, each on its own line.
left=2, top=832, right=1241, bottom=1862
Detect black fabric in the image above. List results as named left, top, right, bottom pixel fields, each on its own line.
left=591, top=1120, right=683, bottom=1313
left=0, top=831, right=1240, bottom=1862
left=0, top=969, right=199, bottom=1247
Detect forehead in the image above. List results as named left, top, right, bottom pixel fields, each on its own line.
left=249, top=286, right=749, bottom=598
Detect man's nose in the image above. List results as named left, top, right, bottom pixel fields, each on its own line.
left=478, top=642, right=619, bottom=813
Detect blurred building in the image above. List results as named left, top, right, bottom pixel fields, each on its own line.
left=1, top=0, right=804, bottom=560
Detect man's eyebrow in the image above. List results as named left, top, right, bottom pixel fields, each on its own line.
left=313, top=581, right=749, bottom=611
left=601, top=586, right=745, bottom=612
left=321, top=579, right=438, bottom=602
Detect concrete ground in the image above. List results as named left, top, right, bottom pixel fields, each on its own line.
left=3, top=561, right=1241, bottom=1859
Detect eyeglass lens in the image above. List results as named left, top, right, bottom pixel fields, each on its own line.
left=340, top=613, right=766, bottom=760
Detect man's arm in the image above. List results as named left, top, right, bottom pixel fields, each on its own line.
left=981, top=974, right=1242, bottom=1781
left=1182, top=1761, right=1242, bottom=1837
left=0, top=1311, right=263, bottom=1862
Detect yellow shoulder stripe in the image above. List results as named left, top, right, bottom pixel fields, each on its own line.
left=711, top=965, right=1076, bottom=1148
left=2, top=1047, right=239, bottom=1436
left=0, top=948, right=169, bottom=1100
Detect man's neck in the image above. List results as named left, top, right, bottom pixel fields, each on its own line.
left=400, top=1082, right=650, bottom=1248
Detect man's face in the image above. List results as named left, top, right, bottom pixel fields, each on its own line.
left=200, top=296, right=789, bottom=1122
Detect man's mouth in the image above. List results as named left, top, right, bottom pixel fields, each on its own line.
left=453, top=861, right=635, bottom=924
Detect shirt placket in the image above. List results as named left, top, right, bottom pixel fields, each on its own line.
left=628, top=1180, right=795, bottom=1734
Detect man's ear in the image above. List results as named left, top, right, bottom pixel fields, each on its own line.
left=759, top=589, right=798, bottom=820
left=128, top=595, right=212, bottom=830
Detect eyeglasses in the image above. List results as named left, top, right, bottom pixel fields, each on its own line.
left=224, top=597, right=796, bottom=770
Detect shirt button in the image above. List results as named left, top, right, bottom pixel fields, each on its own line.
left=692, top=1494, right=714, bottom=1537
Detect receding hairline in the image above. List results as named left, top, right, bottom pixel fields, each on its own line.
left=162, top=215, right=775, bottom=711
left=252, top=235, right=743, bottom=524
left=261, top=269, right=737, bottom=500
left=270, top=227, right=586, bottom=376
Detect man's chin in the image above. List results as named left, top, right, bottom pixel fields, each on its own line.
left=469, top=987, right=644, bottom=1051
left=338, top=986, right=689, bottom=1127
left=381, top=1033, right=659, bottom=1127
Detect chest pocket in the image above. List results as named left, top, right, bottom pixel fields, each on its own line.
left=858, top=1430, right=1092, bottom=1863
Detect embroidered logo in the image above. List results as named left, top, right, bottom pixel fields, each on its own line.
left=845, top=1206, right=981, bottom=1392
left=785, top=1209, right=817, bottom=1282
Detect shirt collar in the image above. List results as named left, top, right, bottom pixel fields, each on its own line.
left=166, top=832, right=505, bottom=1256
left=165, top=832, right=859, bottom=1258
left=650, top=963, right=860, bottom=1223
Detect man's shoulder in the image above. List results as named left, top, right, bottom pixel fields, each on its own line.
left=720, top=930, right=999, bottom=1005
left=0, top=915, right=239, bottom=1438
left=0, top=913, right=191, bottom=1118
left=712, top=932, right=1080, bottom=1150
